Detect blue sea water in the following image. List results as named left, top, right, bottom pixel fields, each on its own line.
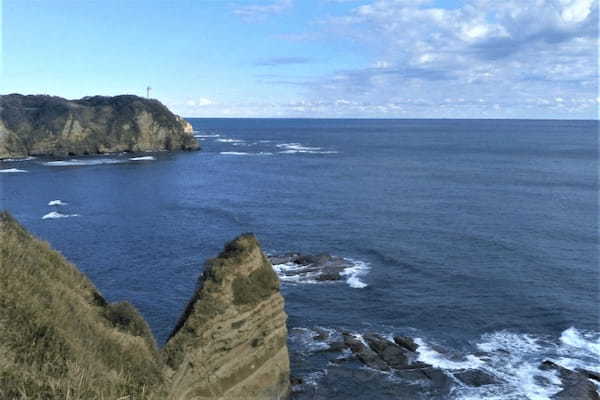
left=1, top=119, right=598, bottom=399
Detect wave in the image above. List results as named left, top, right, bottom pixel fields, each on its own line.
left=43, top=158, right=125, bottom=167
left=48, top=200, right=68, bottom=206
left=194, top=133, right=221, bottom=138
left=216, top=138, right=244, bottom=143
left=42, top=211, right=80, bottom=220
left=219, top=152, right=273, bottom=156
left=0, top=168, right=27, bottom=173
left=276, top=142, right=338, bottom=154
left=1, top=156, right=36, bottom=162
left=129, top=156, right=156, bottom=161
left=272, top=256, right=369, bottom=289
left=290, top=326, right=600, bottom=400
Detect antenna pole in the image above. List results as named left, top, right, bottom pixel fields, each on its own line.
left=146, top=86, right=151, bottom=98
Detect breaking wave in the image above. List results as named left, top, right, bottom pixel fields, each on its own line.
left=272, top=257, right=369, bottom=289
left=48, top=200, right=68, bottom=206
left=43, top=158, right=125, bottom=167
left=219, top=152, right=273, bottom=156
left=129, top=156, right=156, bottom=161
left=1, top=156, right=36, bottom=162
left=0, top=168, right=27, bottom=173
left=276, top=142, right=339, bottom=154
left=42, top=211, right=80, bottom=220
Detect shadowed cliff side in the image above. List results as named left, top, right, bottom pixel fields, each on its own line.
left=163, top=234, right=290, bottom=400
left=0, top=212, right=290, bottom=400
left=0, top=94, right=199, bottom=159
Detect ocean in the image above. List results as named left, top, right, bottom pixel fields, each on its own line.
left=1, top=118, right=598, bottom=399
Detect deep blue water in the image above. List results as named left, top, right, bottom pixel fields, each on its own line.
left=1, top=119, right=598, bottom=399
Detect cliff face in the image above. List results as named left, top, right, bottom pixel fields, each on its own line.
left=0, top=94, right=199, bottom=159
left=0, top=213, right=290, bottom=400
left=163, top=234, right=290, bottom=400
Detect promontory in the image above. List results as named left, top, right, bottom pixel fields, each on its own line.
left=0, top=94, right=199, bottom=159
left=0, top=212, right=290, bottom=399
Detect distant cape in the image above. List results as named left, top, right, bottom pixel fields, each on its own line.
left=0, top=94, right=199, bottom=159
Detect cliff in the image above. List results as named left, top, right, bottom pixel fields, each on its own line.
left=163, top=234, right=290, bottom=399
left=0, top=94, right=199, bottom=159
left=0, top=212, right=290, bottom=400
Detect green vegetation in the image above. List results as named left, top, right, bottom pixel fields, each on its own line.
left=0, top=211, right=164, bottom=399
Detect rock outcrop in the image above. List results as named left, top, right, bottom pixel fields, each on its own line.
left=163, top=234, right=290, bottom=400
left=0, top=212, right=290, bottom=400
left=0, top=94, right=199, bottom=159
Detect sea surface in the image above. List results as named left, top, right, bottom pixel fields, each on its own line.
left=1, top=119, right=598, bottom=399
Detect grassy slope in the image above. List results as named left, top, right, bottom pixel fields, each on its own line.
left=0, top=211, right=164, bottom=399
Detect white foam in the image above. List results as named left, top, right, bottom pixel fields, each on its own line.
left=415, top=338, right=483, bottom=370
left=1, top=156, right=36, bottom=162
left=340, top=259, right=370, bottom=288
left=42, top=211, right=80, bottom=220
left=276, top=142, right=338, bottom=154
left=129, top=156, right=155, bottom=161
left=48, top=200, right=68, bottom=206
left=194, top=133, right=220, bottom=138
left=560, top=327, right=600, bottom=357
left=220, top=152, right=273, bottom=156
left=272, top=262, right=321, bottom=284
left=216, top=138, right=244, bottom=143
left=43, top=158, right=125, bottom=167
left=0, top=168, right=27, bottom=173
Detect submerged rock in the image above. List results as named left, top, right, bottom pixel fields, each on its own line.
left=0, top=212, right=290, bottom=400
left=0, top=94, right=199, bottom=159
left=453, top=369, right=500, bottom=387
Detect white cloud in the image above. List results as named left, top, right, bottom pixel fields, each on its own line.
left=233, top=0, right=293, bottom=21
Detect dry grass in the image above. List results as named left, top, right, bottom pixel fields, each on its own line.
left=0, top=211, right=164, bottom=399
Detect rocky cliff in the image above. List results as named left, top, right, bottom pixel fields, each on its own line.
left=0, top=94, right=199, bottom=159
left=0, top=212, right=289, bottom=400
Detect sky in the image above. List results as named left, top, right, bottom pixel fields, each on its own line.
left=2, top=0, right=598, bottom=119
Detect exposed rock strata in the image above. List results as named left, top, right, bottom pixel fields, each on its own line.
left=163, top=234, right=290, bottom=400
left=0, top=94, right=199, bottom=159
left=0, top=212, right=289, bottom=400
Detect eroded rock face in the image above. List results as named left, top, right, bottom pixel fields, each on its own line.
left=1, top=213, right=290, bottom=400
left=0, top=94, right=199, bottom=158
left=163, top=234, right=290, bottom=400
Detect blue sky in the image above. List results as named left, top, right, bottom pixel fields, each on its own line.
left=2, top=0, right=598, bottom=118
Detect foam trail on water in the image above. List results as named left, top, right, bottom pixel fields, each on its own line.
left=48, top=200, right=68, bottom=206
left=129, top=156, right=155, bottom=161
left=560, top=327, right=600, bottom=357
left=0, top=168, right=27, bottom=173
left=1, top=156, right=36, bottom=162
left=216, top=138, right=244, bottom=143
left=220, top=152, right=273, bottom=156
left=42, top=211, right=80, bottom=220
left=43, top=158, right=125, bottom=167
left=194, top=133, right=220, bottom=138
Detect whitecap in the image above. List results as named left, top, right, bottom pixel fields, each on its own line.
left=42, top=211, right=80, bottom=220
left=129, top=156, right=156, bottom=161
left=340, top=258, right=370, bottom=288
left=43, top=158, right=125, bottom=167
left=0, top=168, right=27, bottom=173
left=1, top=156, right=36, bottom=162
left=220, top=152, right=273, bottom=156
left=559, top=327, right=600, bottom=357
left=414, top=338, right=484, bottom=370
left=216, top=138, right=244, bottom=143
left=48, top=200, right=68, bottom=206
left=194, top=133, right=221, bottom=138
left=276, top=142, right=338, bottom=154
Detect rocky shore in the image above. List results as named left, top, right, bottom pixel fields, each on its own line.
left=0, top=94, right=199, bottom=159
left=0, top=212, right=288, bottom=400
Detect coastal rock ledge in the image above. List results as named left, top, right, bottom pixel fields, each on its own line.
left=0, top=94, right=199, bottom=159
left=0, top=211, right=289, bottom=400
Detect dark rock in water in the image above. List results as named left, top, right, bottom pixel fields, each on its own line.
left=325, top=341, right=348, bottom=353
left=269, top=252, right=354, bottom=282
left=312, top=327, right=331, bottom=341
left=577, top=368, right=600, bottom=383
left=342, top=333, right=389, bottom=371
left=396, top=367, right=453, bottom=390
left=290, top=376, right=304, bottom=386
left=453, top=369, right=500, bottom=387
left=363, top=333, right=413, bottom=369
left=393, top=335, right=419, bottom=352
left=540, top=361, right=600, bottom=400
